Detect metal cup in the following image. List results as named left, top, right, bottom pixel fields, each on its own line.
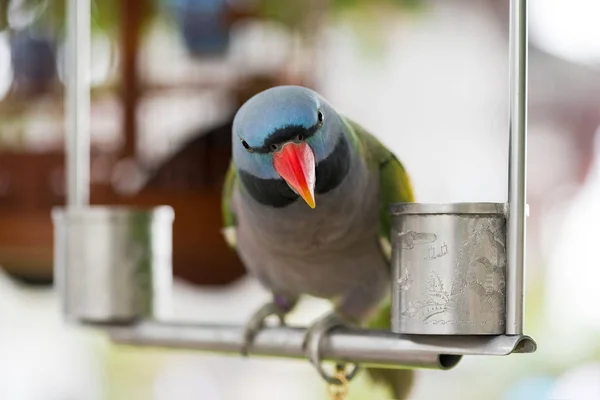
left=389, top=203, right=506, bottom=335
left=52, top=206, right=174, bottom=324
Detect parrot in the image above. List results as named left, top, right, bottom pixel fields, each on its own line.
left=221, top=85, right=416, bottom=399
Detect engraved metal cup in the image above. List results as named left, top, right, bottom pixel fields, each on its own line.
left=52, top=206, right=175, bottom=324
left=389, top=203, right=507, bottom=335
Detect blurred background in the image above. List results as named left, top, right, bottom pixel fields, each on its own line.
left=1, top=0, right=600, bottom=398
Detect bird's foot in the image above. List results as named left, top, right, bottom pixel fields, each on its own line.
left=303, top=312, right=361, bottom=385
left=241, top=300, right=290, bottom=357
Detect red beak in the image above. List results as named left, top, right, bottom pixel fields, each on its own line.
left=273, top=142, right=316, bottom=208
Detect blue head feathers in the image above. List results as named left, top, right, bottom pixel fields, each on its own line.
left=232, top=85, right=352, bottom=208
left=232, top=85, right=345, bottom=180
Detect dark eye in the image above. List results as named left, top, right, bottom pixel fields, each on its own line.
left=296, top=134, right=303, bottom=141
left=241, top=140, right=251, bottom=151
left=317, top=110, right=324, bottom=123
left=270, top=143, right=279, bottom=151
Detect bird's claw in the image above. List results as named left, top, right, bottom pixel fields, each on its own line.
left=241, top=301, right=288, bottom=357
left=303, top=312, right=361, bottom=385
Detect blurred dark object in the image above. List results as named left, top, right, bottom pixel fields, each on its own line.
left=142, top=118, right=242, bottom=285
left=165, top=0, right=231, bottom=56
left=9, top=29, right=58, bottom=96
left=145, top=119, right=232, bottom=189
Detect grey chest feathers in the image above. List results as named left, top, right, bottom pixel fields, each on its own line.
left=231, top=156, right=390, bottom=315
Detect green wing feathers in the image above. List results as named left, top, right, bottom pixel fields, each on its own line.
left=344, top=118, right=415, bottom=332
left=344, top=117, right=415, bottom=243
left=221, top=162, right=239, bottom=249
left=378, top=154, right=415, bottom=243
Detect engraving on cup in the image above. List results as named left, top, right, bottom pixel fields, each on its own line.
left=391, top=208, right=506, bottom=335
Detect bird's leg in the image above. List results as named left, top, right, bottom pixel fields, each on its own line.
left=241, top=293, right=297, bottom=356
left=302, top=310, right=362, bottom=385
left=303, top=288, right=384, bottom=385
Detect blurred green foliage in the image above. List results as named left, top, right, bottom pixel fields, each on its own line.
left=257, top=0, right=424, bottom=29
left=0, top=0, right=8, bottom=30
left=331, top=0, right=423, bottom=11
left=256, top=0, right=426, bottom=59
left=0, top=0, right=425, bottom=37
left=0, top=0, right=158, bottom=37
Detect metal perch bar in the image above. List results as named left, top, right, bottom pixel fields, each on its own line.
left=506, top=0, right=528, bottom=335
left=106, top=322, right=536, bottom=369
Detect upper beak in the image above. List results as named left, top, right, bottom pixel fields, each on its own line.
left=273, top=141, right=316, bottom=208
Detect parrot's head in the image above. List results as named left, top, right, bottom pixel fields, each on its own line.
left=232, top=85, right=351, bottom=209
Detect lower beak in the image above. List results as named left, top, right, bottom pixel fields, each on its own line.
left=273, top=142, right=316, bottom=208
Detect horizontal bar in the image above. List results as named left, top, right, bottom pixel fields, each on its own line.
left=105, top=322, right=536, bottom=370
left=107, top=322, right=458, bottom=370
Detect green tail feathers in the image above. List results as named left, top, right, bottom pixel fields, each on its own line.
left=366, top=368, right=415, bottom=400
left=366, top=300, right=392, bottom=331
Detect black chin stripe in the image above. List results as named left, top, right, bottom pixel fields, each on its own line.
left=239, top=135, right=351, bottom=208
left=239, top=170, right=298, bottom=208
left=315, top=135, right=351, bottom=195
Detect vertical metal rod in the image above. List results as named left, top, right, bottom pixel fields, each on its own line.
left=121, top=0, right=142, bottom=160
left=506, top=0, right=528, bottom=335
left=65, top=0, right=91, bottom=207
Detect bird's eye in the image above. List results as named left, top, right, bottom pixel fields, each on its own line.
left=270, top=143, right=279, bottom=151
left=241, top=140, right=252, bottom=151
left=317, top=110, right=324, bottom=124
left=296, top=134, right=303, bottom=141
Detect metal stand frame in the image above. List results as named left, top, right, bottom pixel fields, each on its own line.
left=59, top=0, right=536, bottom=372
left=106, top=322, right=535, bottom=369
left=506, top=0, right=528, bottom=336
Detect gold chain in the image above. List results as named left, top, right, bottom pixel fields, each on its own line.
left=327, top=370, right=349, bottom=400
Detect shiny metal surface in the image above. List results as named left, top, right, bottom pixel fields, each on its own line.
left=390, top=203, right=507, bottom=216
left=108, top=322, right=458, bottom=370
left=107, top=322, right=535, bottom=368
left=506, top=0, right=528, bottom=335
left=65, top=0, right=90, bottom=207
left=52, top=206, right=174, bottom=323
left=390, top=203, right=506, bottom=335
